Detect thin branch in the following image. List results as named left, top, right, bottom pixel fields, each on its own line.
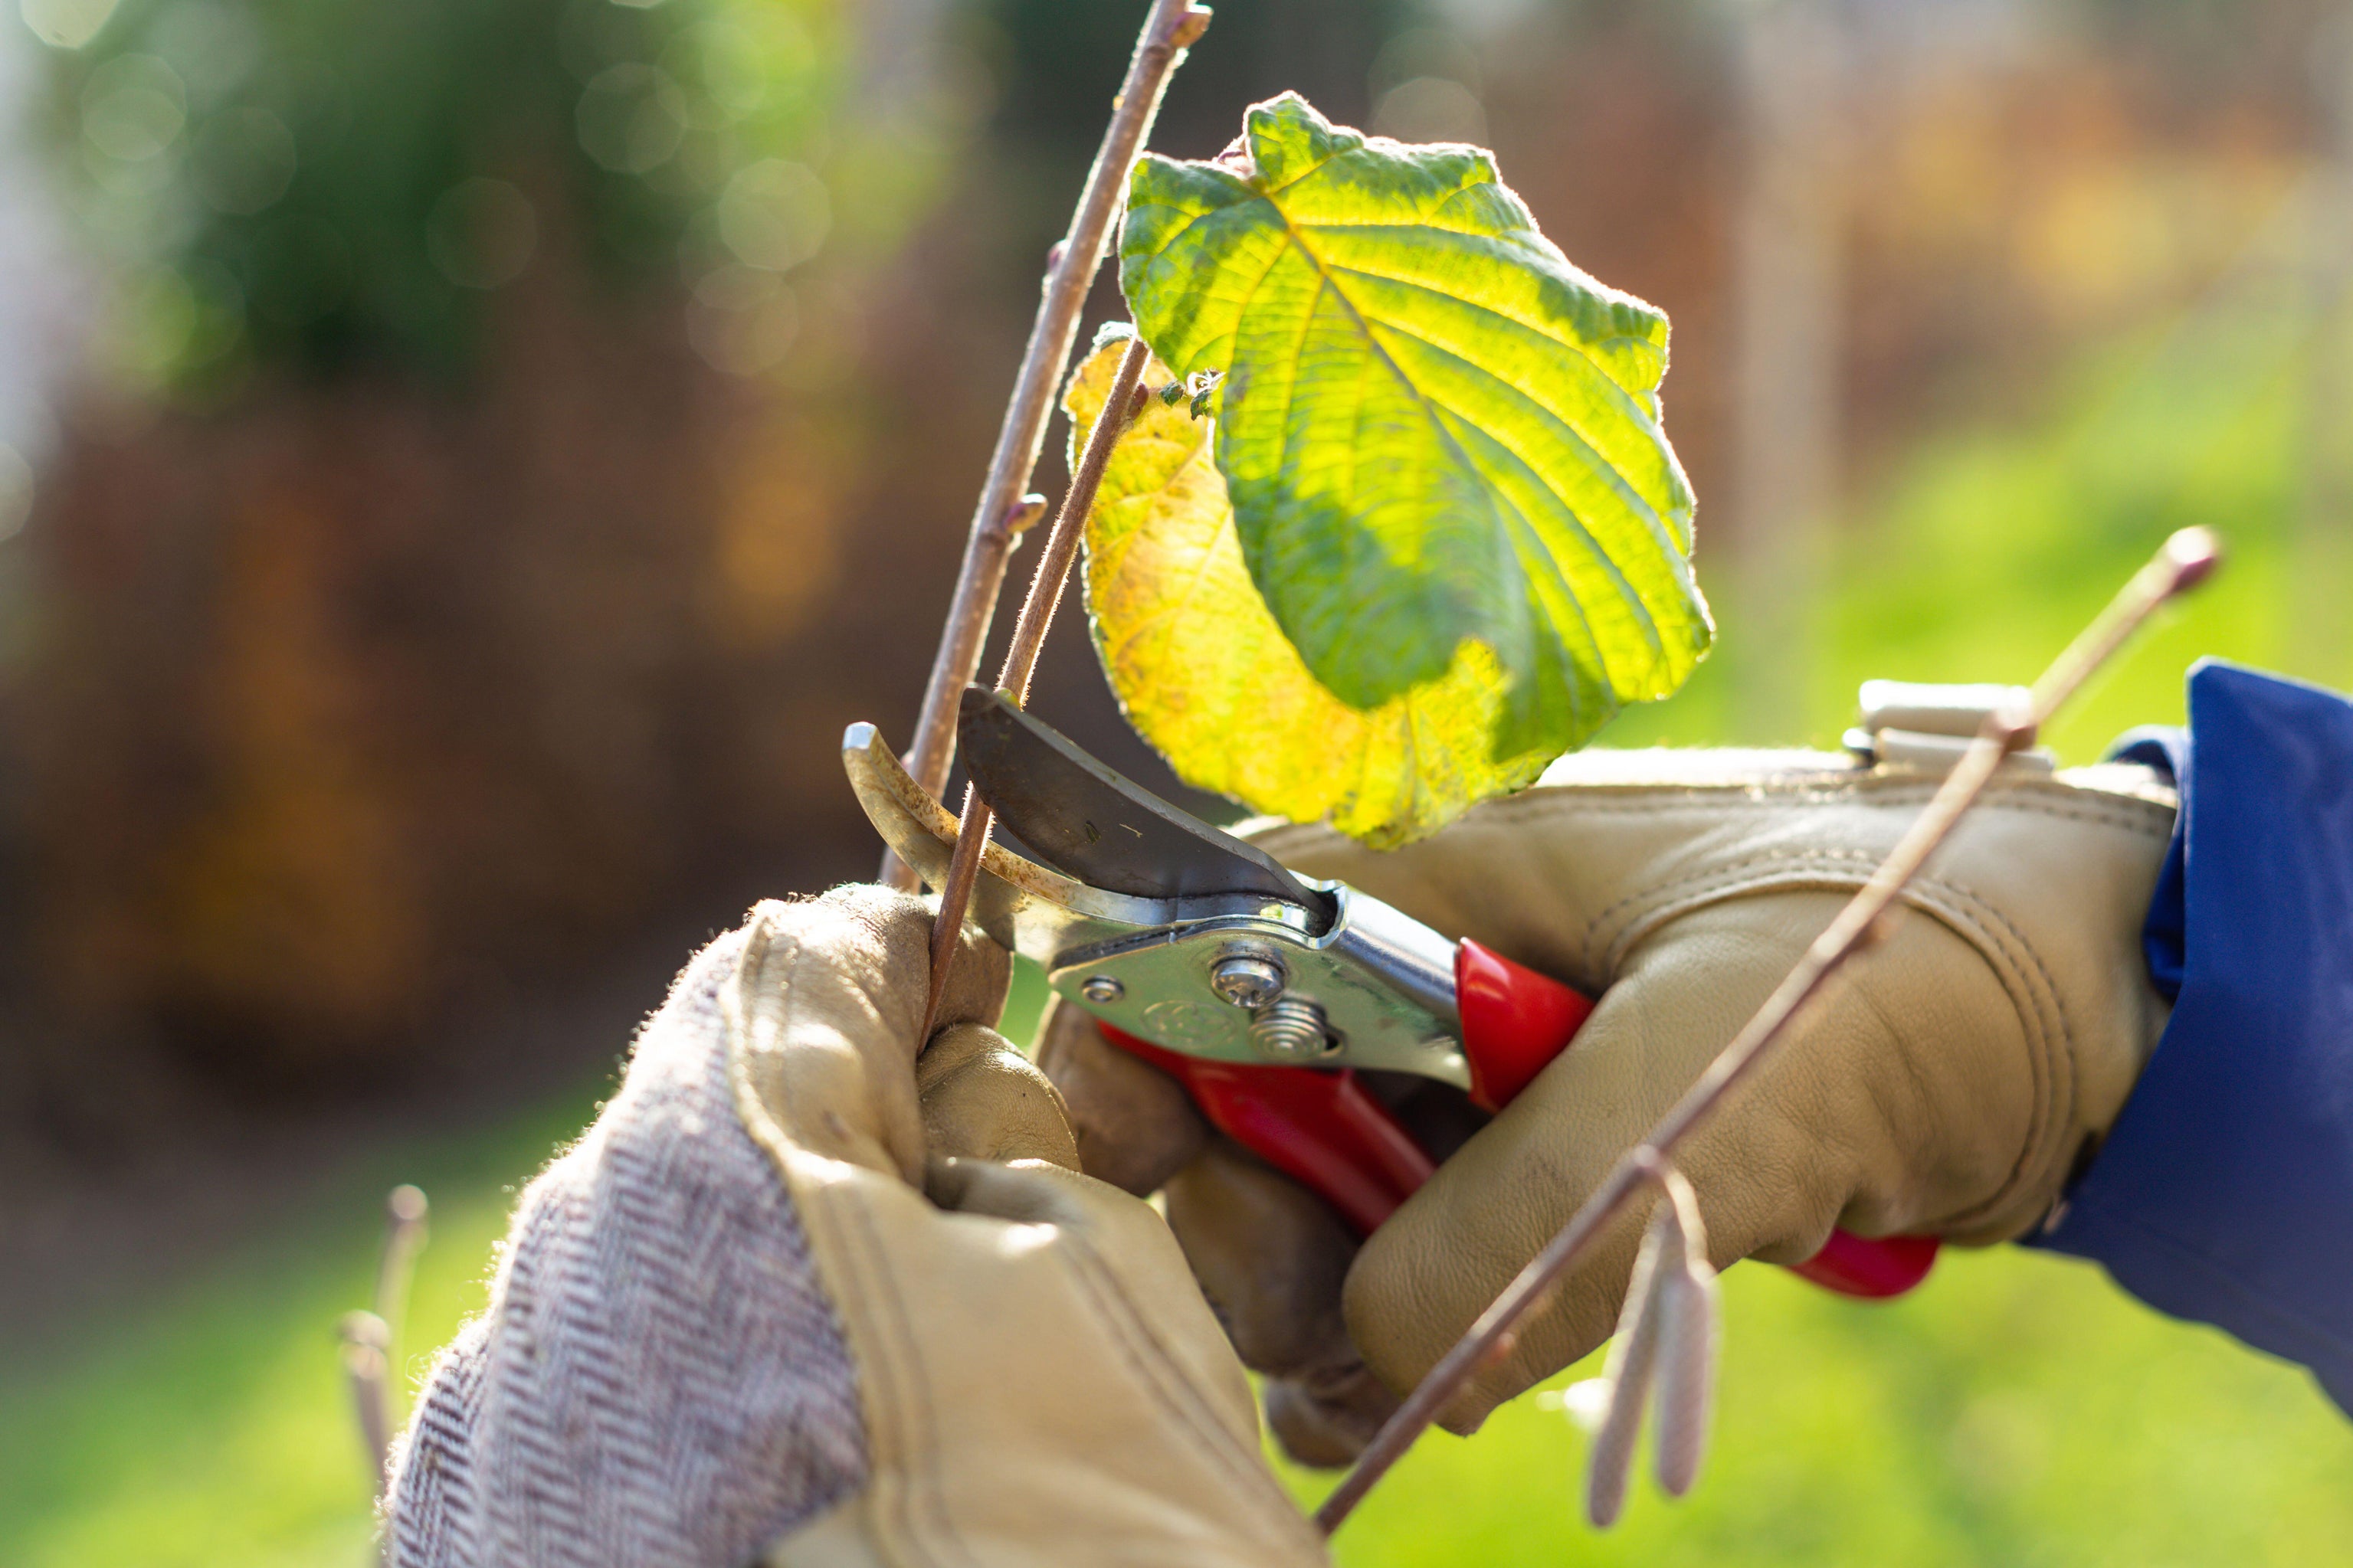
left=343, top=1182, right=431, bottom=1553
left=375, top=1183, right=430, bottom=1380
left=921, top=333, right=1156, bottom=1036
left=884, top=0, right=1211, bottom=890
left=1314, top=526, right=2221, bottom=1536
left=884, top=491, right=1047, bottom=850
left=338, top=1311, right=393, bottom=1495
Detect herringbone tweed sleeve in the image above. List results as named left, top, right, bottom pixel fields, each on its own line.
left=384, top=926, right=870, bottom=1568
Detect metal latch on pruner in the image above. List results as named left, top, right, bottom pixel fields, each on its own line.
left=1844, top=680, right=2056, bottom=775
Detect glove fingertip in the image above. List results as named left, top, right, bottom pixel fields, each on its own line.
left=1034, top=997, right=1210, bottom=1195
left=918, top=1023, right=1080, bottom=1170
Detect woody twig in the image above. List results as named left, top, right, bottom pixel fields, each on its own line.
left=1315, top=527, right=2222, bottom=1536
left=919, top=333, right=1155, bottom=1037
left=883, top=0, right=1211, bottom=891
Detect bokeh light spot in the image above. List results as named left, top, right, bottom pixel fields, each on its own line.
left=1368, top=26, right=1483, bottom=100
left=1372, top=77, right=1487, bottom=146
left=665, top=14, right=809, bottom=122
left=148, top=0, right=262, bottom=98
left=577, top=63, right=688, bottom=172
left=716, top=158, right=827, bottom=271
left=104, top=260, right=243, bottom=387
left=81, top=54, right=186, bottom=162
left=18, top=0, right=120, bottom=50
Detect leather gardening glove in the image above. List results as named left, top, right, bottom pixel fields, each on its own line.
left=386, top=885, right=1326, bottom=1568
left=1040, top=751, right=2178, bottom=1455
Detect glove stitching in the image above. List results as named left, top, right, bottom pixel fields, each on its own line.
left=1050, top=1226, right=1332, bottom=1556
left=795, top=938, right=983, bottom=1568
left=1881, top=885, right=2058, bottom=1227
left=1578, top=794, right=2170, bottom=977
left=1520, top=795, right=2171, bottom=836
left=1596, top=861, right=2085, bottom=1245
left=733, top=907, right=1321, bottom=1567
left=1261, top=792, right=2169, bottom=985
left=1247, top=778, right=2172, bottom=885
left=834, top=1195, right=980, bottom=1567
left=1898, top=882, right=2083, bottom=1238
left=729, top=908, right=978, bottom=1568
left=1586, top=849, right=1886, bottom=974
left=1427, top=781, right=2173, bottom=836
left=1583, top=853, right=2051, bottom=1216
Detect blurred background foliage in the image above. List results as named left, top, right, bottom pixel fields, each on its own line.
left=0, top=0, right=2348, bottom=1562
left=40, top=0, right=888, bottom=387
left=4, top=0, right=978, bottom=1112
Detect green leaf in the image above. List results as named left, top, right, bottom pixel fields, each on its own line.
left=1070, top=341, right=1552, bottom=849
left=1119, top=92, right=1712, bottom=762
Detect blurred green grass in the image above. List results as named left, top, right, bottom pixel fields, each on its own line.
left=0, top=965, right=1056, bottom=1568
left=1614, top=277, right=2353, bottom=758
left=1287, top=1249, right=2353, bottom=1568
left=7, top=296, right=2353, bottom=1564
left=0, top=1091, right=600, bottom=1568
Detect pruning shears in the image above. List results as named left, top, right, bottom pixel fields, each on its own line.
left=846, top=688, right=1939, bottom=1299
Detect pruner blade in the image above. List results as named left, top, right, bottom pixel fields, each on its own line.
left=844, top=714, right=1473, bottom=1089
left=841, top=721, right=1165, bottom=963
left=955, top=686, right=1332, bottom=923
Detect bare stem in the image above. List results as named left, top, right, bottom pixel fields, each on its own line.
left=375, top=1183, right=431, bottom=1380
left=343, top=1182, right=432, bottom=1545
left=921, top=334, right=1156, bottom=1036
left=884, top=0, right=1211, bottom=890
left=883, top=490, right=1051, bottom=897
left=338, top=1311, right=392, bottom=1496
left=1313, top=526, right=2222, bottom=1536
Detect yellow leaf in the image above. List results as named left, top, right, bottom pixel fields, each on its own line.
left=1070, top=340, right=1553, bottom=849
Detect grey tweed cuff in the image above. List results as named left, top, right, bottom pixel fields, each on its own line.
left=385, top=925, right=869, bottom=1567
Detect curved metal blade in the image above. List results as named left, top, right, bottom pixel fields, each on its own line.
left=957, top=686, right=1332, bottom=921
left=841, top=722, right=1168, bottom=961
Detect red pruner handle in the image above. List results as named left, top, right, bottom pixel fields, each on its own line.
left=1095, top=939, right=1940, bottom=1299
left=1097, top=1026, right=1434, bottom=1236
left=1453, top=938, right=1938, bottom=1298
left=1786, top=1230, right=1942, bottom=1298
left=1455, top=938, right=1593, bottom=1111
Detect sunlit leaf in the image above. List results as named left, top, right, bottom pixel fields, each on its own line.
left=1070, top=342, right=1552, bottom=848
left=1119, top=91, right=1712, bottom=763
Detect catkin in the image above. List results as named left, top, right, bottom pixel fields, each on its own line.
left=1650, top=1171, right=1720, bottom=1496
left=1585, top=1212, right=1667, bottom=1527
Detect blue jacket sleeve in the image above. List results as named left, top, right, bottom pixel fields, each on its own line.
left=2033, top=660, right=2353, bottom=1413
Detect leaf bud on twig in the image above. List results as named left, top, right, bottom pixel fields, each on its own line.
left=1650, top=1168, right=1720, bottom=1498
left=1584, top=1206, right=1665, bottom=1527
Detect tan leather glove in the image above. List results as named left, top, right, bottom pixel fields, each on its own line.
left=1041, top=751, right=2177, bottom=1449
left=388, top=885, right=1324, bottom=1568
left=739, top=888, right=1326, bottom=1566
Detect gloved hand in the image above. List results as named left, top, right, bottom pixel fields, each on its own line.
left=387, top=886, right=1326, bottom=1568
left=1040, top=750, right=2178, bottom=1452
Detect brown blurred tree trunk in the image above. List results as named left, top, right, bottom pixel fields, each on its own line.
left=9, top=237, right=850, bottom=1098
left=1726, top=0, right=1846, bottom=740
left=2297, top=14, right=2353, bottom=676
